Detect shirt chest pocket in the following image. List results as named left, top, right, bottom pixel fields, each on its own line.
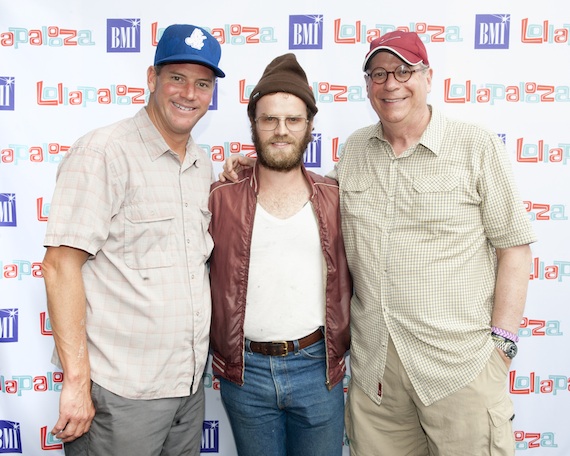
left=124, top=204, right=175, bottom=269
left=340, top=174, right=376, bottom=221
left=412, top=175, right=461, bottom=222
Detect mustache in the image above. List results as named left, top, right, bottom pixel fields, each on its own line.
left=268, top=135, right=291, bottom=142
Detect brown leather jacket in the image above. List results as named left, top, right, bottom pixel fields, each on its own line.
left=208, top=164, right=351, bottom=389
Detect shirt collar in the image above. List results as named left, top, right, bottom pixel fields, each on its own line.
left=371, top=105, right=444, bottom=157
left=134, top=108, right=204, bottom=167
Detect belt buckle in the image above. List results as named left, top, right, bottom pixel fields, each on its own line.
left=272, top=341, right=289, bottom=356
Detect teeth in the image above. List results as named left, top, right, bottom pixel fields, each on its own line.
left=173, top=102, right=193, bottom=111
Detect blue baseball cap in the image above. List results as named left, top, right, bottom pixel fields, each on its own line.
left=154, top=24, right=225, bottom=78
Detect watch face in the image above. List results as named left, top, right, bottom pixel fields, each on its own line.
left=505, top=342, right=518, bottom=359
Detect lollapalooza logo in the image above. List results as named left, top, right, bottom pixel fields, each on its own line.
left=0, top=25, right=94, bottom=48
left=1, top=143, right=68, bottom=165
left=151, top=22, right=277, bottom=46
left=515, top=138, right=570, bottom=165
left=529, top=257, right=570, bottom=282
left=524, top=201, right=568, bottom=221
left=34, top=78, right=218, bottom=109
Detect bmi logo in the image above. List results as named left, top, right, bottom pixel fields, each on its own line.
left=209, top=81, right=219, bottom=111
left=0, top=77, right=15, bottom=111
left=0, top=309, right=19, bottom=343
left=0, top=420, right=22, bottom=453
left=0, top=194, right=17, bottom=227
left=289, top=15, right=323, bottom=50
left=475, top=14, right=510, bottom=49
left=304, top=133, right=322, bottom=168
left=107, top=19, right=141, bottom=52
left=201, top=421, right=219, bottom=453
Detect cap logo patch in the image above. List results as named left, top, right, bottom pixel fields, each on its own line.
left=185, top=28, right=207, bottom=50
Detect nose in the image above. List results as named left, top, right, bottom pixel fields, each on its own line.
left=383, top=72, right=400, bottom=89
left=274, top=118, right=289, bottom=135
left=182, top=82, right=196, bottom=100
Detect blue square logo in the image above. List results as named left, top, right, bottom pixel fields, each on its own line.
left=304, top=133, right=322, bottom=168
left=289, top=15, right=324, bottom=50
left=0, top=420, right=22, bottom=453
left=201, top=421, right=219, bottom=453
left=0, top=77, right=15, bottom=111
left=107, top=19, right=141, bottom=52
left=475, top=14, right=510, bottom=49
left=0, top=194, right=17, bottom=227
left=0, top=309, right=19, bottom=343
left=209, top=81, right=219, bottom=111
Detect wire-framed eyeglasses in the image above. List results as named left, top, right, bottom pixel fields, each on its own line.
left=366, top=64, right=427, bottom=84
left=255, top=115, right=309, bottom=132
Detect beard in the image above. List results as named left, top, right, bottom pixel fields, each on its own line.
left=252, top=126, right=313, bottom=172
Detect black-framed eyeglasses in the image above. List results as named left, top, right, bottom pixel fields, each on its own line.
left=254, top=115, right=309, bottom=132
left=366, top=64, right=427, bottom=84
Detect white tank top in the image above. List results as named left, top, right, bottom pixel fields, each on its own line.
left=243, top=202, right=325, bottom=341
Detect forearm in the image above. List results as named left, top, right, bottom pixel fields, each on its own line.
left=42, top=245, right=96, bottom=440
left=491, top=244, right=533, bottom=334
left=42, top=246, right=91, bottom=382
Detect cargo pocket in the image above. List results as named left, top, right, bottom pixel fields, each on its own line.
left=124, top=204, right=175, bottom=269
left=488, top=394, right=515, bottom=455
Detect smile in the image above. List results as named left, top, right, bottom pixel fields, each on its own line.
left=173, top=102, right=195, bottom=112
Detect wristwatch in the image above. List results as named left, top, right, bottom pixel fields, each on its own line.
left=492, top=334, right=518, bottom=359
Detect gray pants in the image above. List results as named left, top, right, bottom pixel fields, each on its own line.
left=64, top=381, right=205, bottom=456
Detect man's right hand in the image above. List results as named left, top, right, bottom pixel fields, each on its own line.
left=51, top=380, right=95, bottom=443
left=218, top=155, right=256, bottom=182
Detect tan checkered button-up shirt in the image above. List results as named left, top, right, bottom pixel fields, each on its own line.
left=334, top=107, right=536, bottom=405
left=44, top=108, right=213, bottom=399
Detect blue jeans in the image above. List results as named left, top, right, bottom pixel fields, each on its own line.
left=219, top=338, right=345, bottom=456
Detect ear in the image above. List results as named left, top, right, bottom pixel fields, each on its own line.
left=147, top=66, right=158, bottom=93
left=425, top=67, right=433, bottom=94
left=365, top=74, right=372, bottom=100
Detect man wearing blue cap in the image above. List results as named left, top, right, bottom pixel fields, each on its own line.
left=42, top=24, right=224, bottom=455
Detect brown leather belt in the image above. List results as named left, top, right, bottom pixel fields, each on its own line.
left=248, top=328, right=323, bottom=356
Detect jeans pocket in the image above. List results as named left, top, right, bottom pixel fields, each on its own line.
left=300, top=338, right=326, bottom=359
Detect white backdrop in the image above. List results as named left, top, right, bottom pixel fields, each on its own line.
left=1, top=0, right=569, bottom=454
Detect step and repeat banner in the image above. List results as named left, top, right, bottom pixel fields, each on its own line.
left=1, top=0, right=569, bottom=454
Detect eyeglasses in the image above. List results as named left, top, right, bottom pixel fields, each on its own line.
left=255, top=115, right=309, bottom=132
left=366, top=64, right=427, bottom=84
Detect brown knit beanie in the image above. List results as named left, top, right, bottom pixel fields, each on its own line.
left=247, top=53, right=318, bottom=120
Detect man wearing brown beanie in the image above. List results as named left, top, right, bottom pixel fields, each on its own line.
left=208, top=53, right=351, bottom=456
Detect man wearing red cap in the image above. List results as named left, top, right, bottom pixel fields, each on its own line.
left=208, top=53, right=351, bottom=456
left=336, top=31, right=536, bottom=455
left=42, top=24, right=224, bottom=455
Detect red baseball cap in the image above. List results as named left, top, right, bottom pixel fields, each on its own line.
left=362, top=31, right=429, bottom=71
